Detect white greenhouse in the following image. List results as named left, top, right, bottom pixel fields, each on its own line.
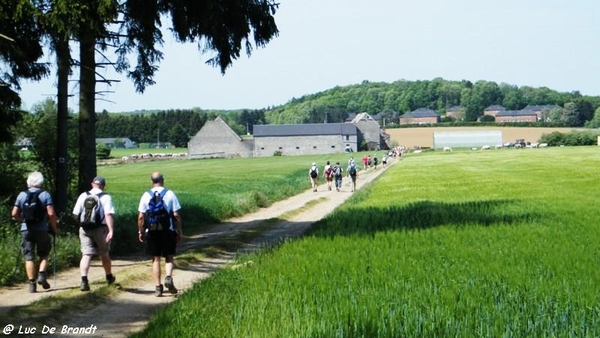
left=433, top=131, right=503, bottom=149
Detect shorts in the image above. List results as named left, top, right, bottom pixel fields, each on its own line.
left=145, top=230, right=177, bottom=257
left=21, top=230, right=52, bottom=261
left=79, top=226, right=110, bottom=256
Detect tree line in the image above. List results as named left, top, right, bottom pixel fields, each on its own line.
left=264, top=78, right=600, bottom=127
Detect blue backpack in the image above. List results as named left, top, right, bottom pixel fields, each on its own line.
left=144, top=189, right=171, bottom=231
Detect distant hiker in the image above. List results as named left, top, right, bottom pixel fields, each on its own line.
left=323, top=161, right=334, bottom=191
left=308, top=163, right=319, bottom=192
left=373, top=154, right=378, bottom=169
left=72, top=176, right=116, bottom=292
left=11, top=171, right=58, bottom=293
left=382, top=154, right=388, bottom=168
left=347, top=163, right=359, bottom=192
left=362, top=155, right=368, bottom=170
left=348, top=156, right=355, bottom=168
left=138, top=172, right=183, bottom=297
left=333, top=162, right=344, bottom=192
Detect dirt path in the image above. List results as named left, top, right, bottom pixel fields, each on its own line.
left=0, top=159, right=397, bottom=337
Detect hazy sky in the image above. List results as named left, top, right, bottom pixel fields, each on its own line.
left=18, top=0, right=600, bottom=112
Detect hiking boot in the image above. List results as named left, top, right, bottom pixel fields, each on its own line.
left=28, top=281, right=36, bottom=293
left=155, top=284, right=163, bottom=297
left=164, top=276, right=178, bottom=295
left=37, top=272, right=51, bottom=290
left=81, top=280, right=90, bottom=292
left=106, top=275, right=116, bottom=285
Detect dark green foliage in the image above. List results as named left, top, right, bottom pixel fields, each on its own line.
left=96, top=143, right=111, bottom=159
left=539, top=130, right=599, bottom=146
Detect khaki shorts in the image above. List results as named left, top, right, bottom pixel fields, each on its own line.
left=79, top=226, right=110, bottom=256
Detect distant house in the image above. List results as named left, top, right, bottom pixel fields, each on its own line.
left=521, top=104, right=562, bottom=121
left=445, top=106, right=464, bottom=119
left=253, top=123, right=358, bottom=157
left=399, top=108, right=440, bottom=125
left=349, top=112, right=388, bottom=150
left=187, top=116, right=253, bottom=158
left=494, top=110, right=537, bottom=123
left=96, top=137, right=136, bottom=149
left=483, top=105, right=506, bottom=117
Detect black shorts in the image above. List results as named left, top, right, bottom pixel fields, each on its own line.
left=145, top=230, right=177, bottom=257
left=21, top=230, right=52, bottom=261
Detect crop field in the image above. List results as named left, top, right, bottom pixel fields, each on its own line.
left=134, top=146, right=600, bottom=337
left=387, top=126, right=583, bottom=148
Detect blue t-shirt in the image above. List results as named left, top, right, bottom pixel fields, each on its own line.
left=14, top=188, right=53, bottom=232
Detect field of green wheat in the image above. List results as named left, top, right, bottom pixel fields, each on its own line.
left=133, top=146, right=600, bottom=337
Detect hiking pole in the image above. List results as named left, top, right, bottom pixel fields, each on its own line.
left=53, top=233, right=57, bottom=290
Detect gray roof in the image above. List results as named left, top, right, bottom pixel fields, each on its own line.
left=484, top=105, right=506, bottom=111
left=495, top=110, right=537, bottom=117
left=521, top=104, right=562, bottom=111
left=402, top=108, right=439, bottom=118
left=446, top=106, right=463, bottom=112
left=253, top=123, right=357, bottom=137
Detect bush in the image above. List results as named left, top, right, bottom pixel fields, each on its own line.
left=96, top=142, right=111, bottom=159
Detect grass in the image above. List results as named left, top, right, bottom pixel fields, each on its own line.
left=133, top=146, right=600, bottom=337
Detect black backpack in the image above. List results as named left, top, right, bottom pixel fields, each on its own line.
left=79, top=192, right=105, bottom=229
left=310, top=168, right=318, bottom=179
left=144, top=189, right=172, bottom=231
left=349, top=165, right=357, bottom=176
left=22, top=190, right=45, bottom=225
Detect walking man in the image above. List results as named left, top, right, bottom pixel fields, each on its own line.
left=333, top=162, right=344, bottom=192
left=11, top=171, right=59, bottom=293
left=323, top=160, right=333, bottom=191
left=138, top=172, right=183, bottom=297
left=348, top=162, right=359, bottom=192
left=72, top=176, right=116, bottom=291
left=308, top=162, right=319, bottom=192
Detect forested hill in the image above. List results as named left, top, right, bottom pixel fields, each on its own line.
left=264, top=78, right=600, bottom=125
left=96, top=78, right=600, bottom=146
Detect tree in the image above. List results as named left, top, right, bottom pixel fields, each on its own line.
left=561, top=102, right=580, bottom=127
left=584, top=107, right=600, bottom=128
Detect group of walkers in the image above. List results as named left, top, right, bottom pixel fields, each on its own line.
left=309, top=156, right=362, bottom=193
left=11, top=171, right=182, bottom=297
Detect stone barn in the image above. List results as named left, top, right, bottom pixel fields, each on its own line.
left=187, top=116, right=253, bottom=158
left=253, top=123, right=358, bottom=157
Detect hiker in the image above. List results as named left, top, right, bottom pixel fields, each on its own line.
left=72, top=176, right=116, bottom=291
left=308, top=162, right=319, bottom=192
left=333, top=161, right=344, bottom=192
left=347, top=162, right=359, bottom=192
left=11, top=171, right=59, bottom=293
left=137, top=172, right=183, bottom=297
left=362, top=155, right=368, bottom=170
left=382, top=154, right=388, bottom=168
left=323, top=161, right=334, bottom=191
left=373, top=154, right=379, bottom=169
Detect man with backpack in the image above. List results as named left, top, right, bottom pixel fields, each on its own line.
left=323, top=160, right=334, bottom=191
left=347, top=163, right=359, bottom=192
left=11, top=171, right=59, bottom=293
left=72, top=176, right=116, bottom=292
left=333, top=162, right=344, bottom=192
left=137, top=172, right=182, bottom=297
left=308, top=162, right=319, bottom=192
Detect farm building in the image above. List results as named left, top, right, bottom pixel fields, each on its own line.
left=96, top=137, right=136, bottom=149
left=445, top=106, right=464, bottom=119
left=433, top=130, right=503, bottom=149
left=400, top=108, right=440, bottom=125
left=495, top=110, right=537, bottom=123
left=253, top=123, right=358, bottom=157
left=483, top=105, right=506, bottom=117
left=187, top=116, right=253, bottom=158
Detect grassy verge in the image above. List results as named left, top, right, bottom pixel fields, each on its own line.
left=134, top=146, right=600, bottom=337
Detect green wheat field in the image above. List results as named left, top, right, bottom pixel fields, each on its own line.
left=125, top=146, right=600, bottom=337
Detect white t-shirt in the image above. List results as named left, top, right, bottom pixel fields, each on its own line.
left=72, top=188, right=115, bottom=224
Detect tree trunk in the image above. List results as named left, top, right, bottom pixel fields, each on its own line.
left=78, top=34, right=96, bottom=193
left=55, top=36, right=70, bottom=212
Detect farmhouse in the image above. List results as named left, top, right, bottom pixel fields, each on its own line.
left=399, top=108, right=440, bottom=125
left=187, top=116, right=253, bottom=158
left=96, top=137, right=136, bottom=149
left=483, top=105, right=506, bottom=117
left=521, top=104, right=562, bottom=121
left=253, top=123, right=358, bottom=157
left=445, top=106, right=464, bottom=119
left=495, top=110, right=538, bottom=123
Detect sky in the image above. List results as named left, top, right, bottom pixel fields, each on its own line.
left=17, top=0, right=600, bottom=112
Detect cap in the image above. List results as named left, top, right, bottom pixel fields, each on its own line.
left=92, top=176, right=106, bottom=185
left=312, top=162, right=316, bottom=166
